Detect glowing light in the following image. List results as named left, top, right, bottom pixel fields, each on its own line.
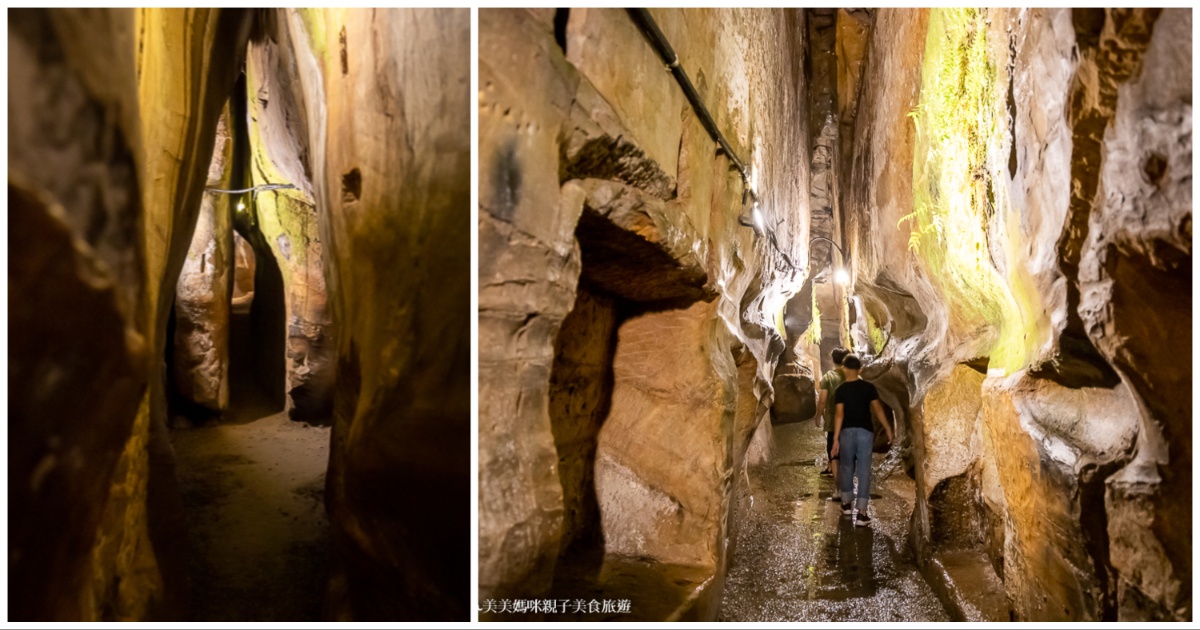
left=834, top=268, right=850, bottom=286
left=752, top=203, right=765, bottom=233
left=236, top=201, right=246, bottom=211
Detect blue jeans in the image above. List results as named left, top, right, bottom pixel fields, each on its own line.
left=838, top=427, right=873, bottom=511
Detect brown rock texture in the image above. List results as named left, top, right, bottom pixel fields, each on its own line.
left=246, top=27, right=335, bottom=422
left=171, top=112, right=234, bottom=412
left=841, top=7, right=1190, bottom=622
left=479, top=8, right=810, bottom=618
left=9, top=179, right=148, bottom=621
left=770, top=359, right=817, bottom=425
left=8, top=7, right=253, bottom=620
left=274, top=9, right=472, bottom=619
left=596, top=300, right=730, bottom=567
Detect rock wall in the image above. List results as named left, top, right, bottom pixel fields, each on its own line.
left=135, top=10, right=254, bottom=618
left=843, top=7, right=1190, bottom=621
left=9, top=12, right=147, bottom=620
left=272, top=8, right=472, bottom=619
left=246, top=24, right=335, bottom=422
left=171, top=112, right=234, bottom=413
left=479, top=8, right=811, bottom=615
left=9, top=8, right=252, bottom=620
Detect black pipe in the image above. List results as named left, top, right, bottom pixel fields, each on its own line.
left=627, top=8, right=751, bottom=193
left=627, top=8, right=806, bottom=273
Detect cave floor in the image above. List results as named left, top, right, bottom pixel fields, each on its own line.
left=719, top=421, right=951, bottom=622
left=173, top=410, right=331, bottom=621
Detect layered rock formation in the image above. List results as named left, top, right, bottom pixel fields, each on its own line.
left=479, top=8, right=810, bottom=618
left=841, top=7, right=1191, bottom=622
left=9, top=8, right=469, bottom=621
left=245, top=25, right=334, bottom=422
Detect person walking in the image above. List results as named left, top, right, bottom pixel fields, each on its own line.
left=831, top=354, right=894, bottom=527
left=814, top=347, right=849, bottom=495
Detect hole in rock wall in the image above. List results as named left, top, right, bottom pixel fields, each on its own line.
left=546, top=180, right=718, bottom=611
left=1141, top=153, right=1168, bottom=186
left=554, top=9, right=571, bottom=55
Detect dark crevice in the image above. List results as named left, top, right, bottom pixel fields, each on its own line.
left=553, top=8, right=570, bottom=55
left=1078, top=460, right=1124, bottom=622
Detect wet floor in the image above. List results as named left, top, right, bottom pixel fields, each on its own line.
left=544, top=551, right=713, bottom=622
left=719, top=421, right=950, bottom=622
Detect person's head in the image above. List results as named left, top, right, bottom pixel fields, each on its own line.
left=842, top=354, right=863, bottom=377
left=831, top=347, right=850, bottom=367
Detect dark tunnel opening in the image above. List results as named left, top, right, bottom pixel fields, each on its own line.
left=229, top=223, right=288, bottom=422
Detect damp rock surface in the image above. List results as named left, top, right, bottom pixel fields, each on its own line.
left=479, top=9, right=811, bottom=609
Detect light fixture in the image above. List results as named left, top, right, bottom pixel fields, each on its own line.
left=809, top=235, right=853, bottom=342
left=236, top=201, right=246, bottom=211
left=734, top=190, right=798, bottom=270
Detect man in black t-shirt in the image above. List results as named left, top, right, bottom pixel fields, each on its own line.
left=831, top=354, right=894, bottom=527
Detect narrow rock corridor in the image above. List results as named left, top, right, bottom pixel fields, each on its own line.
left=10, top=7, right=470, bottom=622
left=6, top=5, right=1192, bottom=625
left=479, top=7, right=1191, bottom=624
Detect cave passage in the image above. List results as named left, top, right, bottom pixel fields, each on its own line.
left=478, top=7, right=1190, bottom=624
left=10, top=7, right=471, bottom=622
left=170, top=232, right=329, bottom=621
left=165, top=83, right=331, bottom=621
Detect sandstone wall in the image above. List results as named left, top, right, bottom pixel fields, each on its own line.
left=9, top=8, right=252, bottom=620
left=171, top=112, right=234, bottom=413
left=9, top=12, right=147, bottom=620
left=844, top=7, right=1190, bottom=621
left=479, top=8, right=810, bottom=614
left=279, top=8, right=472, bottom=619
left=246, top=25, right=335, bottom=422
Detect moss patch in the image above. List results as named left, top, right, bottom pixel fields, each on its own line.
left=906, top=8, right=1028, bottom=372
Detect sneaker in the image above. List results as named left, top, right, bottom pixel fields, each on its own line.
left=841, top=503, right=853, bottom=515
left=855, top=512, right=872, bottom=527
left=819, top=469, right=833, bottom=477
left=827, top=494, right=841, bottom=502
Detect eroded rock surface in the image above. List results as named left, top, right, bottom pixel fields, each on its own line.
left=276, top=9, right=472, bottom=619
left=10, top=7, right=469, bottom=622
left=172, top=113, right=234, bottom=412
left=479, top=8, right=811, bottom=620
left=842, top=7, right=1190, bottom=622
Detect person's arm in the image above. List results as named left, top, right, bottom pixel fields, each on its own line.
left=815, top=389, right=828, bottom=426
left=831, top=403, right=845, bottom=457
left=871, top=399, right=894, bottom=444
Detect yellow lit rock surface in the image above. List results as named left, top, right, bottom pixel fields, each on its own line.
left=847, top=7, right=1189, bottom=621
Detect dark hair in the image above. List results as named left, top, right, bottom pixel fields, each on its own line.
left=842, top=354, right=863, bottom=370
left=831, top=347, right=850, bottom=365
